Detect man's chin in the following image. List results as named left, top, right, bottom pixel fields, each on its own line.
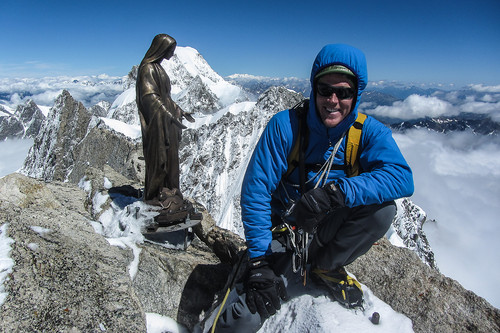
left=322, top=120, right=341, bottom=128
left=321, top=114, right=342, bottom=127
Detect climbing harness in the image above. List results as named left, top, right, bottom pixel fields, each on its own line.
left=276, top=125, right=345, bottom=284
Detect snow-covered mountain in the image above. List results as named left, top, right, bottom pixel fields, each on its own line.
left=179, top=86, right=303, bottom=234
left=106, top=47, right=250, bottom=127
left=226, top=73, right=310, bottom=98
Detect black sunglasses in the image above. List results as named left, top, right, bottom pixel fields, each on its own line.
left=316, top=83, right=355, bottom=100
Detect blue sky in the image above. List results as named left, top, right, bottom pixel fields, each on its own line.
left=1, top=0, right=499, bottom=86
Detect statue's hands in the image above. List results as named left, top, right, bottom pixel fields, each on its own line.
left=161, top=105, right=187, bottom=129
left=183, top=112, right=195, bottom=123
left=171, top=117, right=187, bottom=129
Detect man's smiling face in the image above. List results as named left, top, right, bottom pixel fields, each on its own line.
left=315, top=73, right=355, bottom=128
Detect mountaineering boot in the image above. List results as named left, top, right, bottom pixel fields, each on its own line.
left=312, top=267, right=364, bottom=309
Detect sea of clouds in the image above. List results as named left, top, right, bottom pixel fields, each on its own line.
left=362, top=83, right=500, bottom=122
left=360, top=87, right=500, bottom=307
left=0, top=75, right=125, bottom=112
left=395, top=129, right=500, bottom=308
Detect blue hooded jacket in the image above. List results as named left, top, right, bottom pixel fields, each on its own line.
left=241, top=44, right=414, bottom=258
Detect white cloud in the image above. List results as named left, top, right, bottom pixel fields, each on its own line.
left=394, top=129, right=500, bottom=308
left=458, top=100, right=500, bottom=121
left=469, top=84, right=500, bottom=93
left=0, top=75, right=124, bottom=109
left=368, top=94, right=456, bottom=120
left=0, top=139, right=33, bottom=177
left=364, top=90, right=500, bottom=122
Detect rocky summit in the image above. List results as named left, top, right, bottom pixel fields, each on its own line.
left=1, top=170, right=499, bottom=332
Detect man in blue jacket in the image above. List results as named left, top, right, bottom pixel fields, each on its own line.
left=212, top=44, right=413, bottom=332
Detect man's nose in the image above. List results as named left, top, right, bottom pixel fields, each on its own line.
left=326, top=93, right=339, bottom=103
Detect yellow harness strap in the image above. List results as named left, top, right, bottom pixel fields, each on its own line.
left=345, top=112, right=367, bottom=177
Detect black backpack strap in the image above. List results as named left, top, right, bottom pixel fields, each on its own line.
left=298, top=106, right=308, bottom=194
left=284, top=99, right=309, bottom=194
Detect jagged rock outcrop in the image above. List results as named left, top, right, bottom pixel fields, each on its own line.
left=393, top=198, right=437, bottom=269
left=0, top=173, right=147, bottom=332
left=0, top=116, right=23, bottom=140
left=0, top=99, right=45, bottom=140
left=67, top=120, right=143, bottom=184
left=20, top=91, right=143, bottom=185
left=88, top=100, right=111, bottom=117
left=15, top=99, right=46, bottom=138
left=22, top=90, right=92, bottom=181
left=0, top=171, right=241, bottom=332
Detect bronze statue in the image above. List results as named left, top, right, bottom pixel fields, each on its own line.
left=136, top=33, right=195, bottom=226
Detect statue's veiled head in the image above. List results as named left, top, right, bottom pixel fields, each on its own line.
left=140, top=34, right=177, bottom=66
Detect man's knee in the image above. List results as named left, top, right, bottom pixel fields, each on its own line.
left=362, top=201, right=396, bottom=238
left=212, top=293, right=262, bottom=333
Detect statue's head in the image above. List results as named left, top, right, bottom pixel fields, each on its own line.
left=141, top=34, right=177, bottom=65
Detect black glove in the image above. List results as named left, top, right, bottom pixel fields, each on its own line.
left=295, top=182, right=345, bottom=233
left=245, top=256, right=288, bottom=319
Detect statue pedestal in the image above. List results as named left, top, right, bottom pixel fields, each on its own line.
left=142, top=208, right=203, bottom=250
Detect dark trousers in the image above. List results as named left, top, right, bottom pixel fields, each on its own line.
left=309, top=201, right=396, bottom=271
left=208, top=201, right=396, bottom=333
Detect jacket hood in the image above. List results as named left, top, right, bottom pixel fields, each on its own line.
left=307, top=44, right=368, bottom=139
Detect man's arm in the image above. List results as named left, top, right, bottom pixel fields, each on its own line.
left=241, top=112, right=294, bottom=258
left=338, top=117, right=414, bottom=207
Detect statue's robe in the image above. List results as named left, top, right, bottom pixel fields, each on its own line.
left=136, top=62, right=182, bottom=201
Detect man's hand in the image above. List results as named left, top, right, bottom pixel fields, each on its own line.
left=245, top=257, right=288, bottom=319
left=295, top=182, right=345, bottom=233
